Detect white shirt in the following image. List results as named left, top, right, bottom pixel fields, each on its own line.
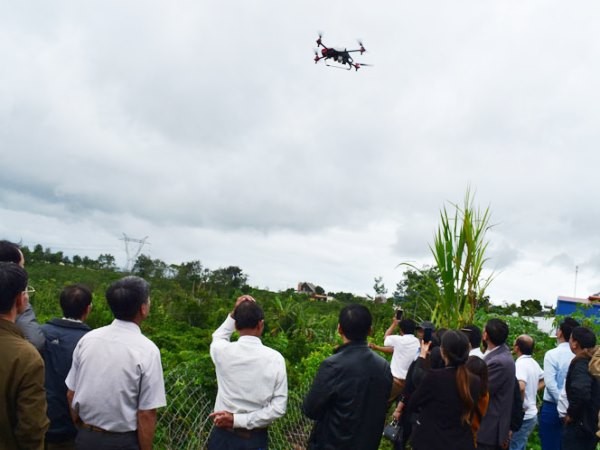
left=557, top=385, right=569, bottom=418
left=384, top=333, right=420, bottom=379
left=210, top=315, right=287, bottom=430
left=542, top=342, right=574, bottom=403
left=515, top=354, right=544, bottom=419
left=65, top=319, right=166, bottom=432
left=470, top=348, right=485, bottom=359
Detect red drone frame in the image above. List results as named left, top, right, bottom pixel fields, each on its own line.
left=314, top=34, right=371, bottom=71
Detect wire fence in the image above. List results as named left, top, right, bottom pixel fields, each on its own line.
left=155, top=365, right=313, bottom=450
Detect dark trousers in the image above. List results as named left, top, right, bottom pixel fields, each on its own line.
left=208, top=426, right=268, bottom=450
left=476, top=444, right=503, bottom=450
left=562, top=423, right=598, bottom=450
left=539, top=401, right=563, bottom=450
left=75, top=428, right=138, bottom=450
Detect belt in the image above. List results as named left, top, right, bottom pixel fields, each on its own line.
left=80, top=423, right=135, bottom=434
left=224, top=427, right=268, bottom=440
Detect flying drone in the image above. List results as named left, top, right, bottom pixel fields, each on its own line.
left=313, top=34, right=372, bottom=71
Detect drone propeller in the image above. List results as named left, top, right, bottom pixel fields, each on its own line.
left=357, top=40, right=366, bottom=54
left=316, top=31, right=324, bottom=47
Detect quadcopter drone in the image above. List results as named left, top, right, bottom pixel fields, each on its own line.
left=313, top=34, right=372, bottom=71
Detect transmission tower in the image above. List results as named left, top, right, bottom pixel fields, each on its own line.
left=120, top=233, right=149, bottom=272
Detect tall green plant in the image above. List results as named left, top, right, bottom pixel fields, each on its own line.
left=429, top=189, right=495, bottom=328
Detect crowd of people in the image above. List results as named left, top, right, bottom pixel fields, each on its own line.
left=2, top=238, right=600, bottom=450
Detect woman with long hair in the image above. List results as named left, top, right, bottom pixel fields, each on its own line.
left=466, top=355, right=490, bottom=444
left=405, top=330, right=481, bottom=450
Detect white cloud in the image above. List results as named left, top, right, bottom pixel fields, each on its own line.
left=1, top=1, right=600, bottom=304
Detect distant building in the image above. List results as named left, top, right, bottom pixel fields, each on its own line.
left=297, top=282, right=328, bottom=301
left=555, top=295, right=600, bottom=318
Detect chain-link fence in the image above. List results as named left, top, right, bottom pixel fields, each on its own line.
left=155, top=365, right=313, bottom=450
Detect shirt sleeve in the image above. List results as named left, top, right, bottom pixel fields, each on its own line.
left=138, top=346, right=167, bottom=410
left=16, top=303, right=45, bottom=351
left=383, top=335, right=398, bottom=347
left=543, top=351, right=559, bottom=402
left=65, top=340, right=81, bottom=392
left=210, top=315, right=236, bottom=361
left=566, top=360, right=592, bottom=420
left=303, top=358, right=336, bottom=421
left=234, top=356, right=288, bottom=429
left=15, top=350, right=49, bottom=449
left=515, top=361, right=527, bottom=384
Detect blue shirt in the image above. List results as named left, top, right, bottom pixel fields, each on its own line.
left=542, top=342, right=574, bottom=403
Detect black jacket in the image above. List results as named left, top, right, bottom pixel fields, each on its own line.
left=41, top=318, right=90, bottom=441
left=406, top=367, right=480, bottom=450
left=565, top=355, right=600, bottom=435
left=303, top=341, right=393, bottom=450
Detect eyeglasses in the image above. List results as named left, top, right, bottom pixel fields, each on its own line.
left=24, top=286, right=35, bottom=294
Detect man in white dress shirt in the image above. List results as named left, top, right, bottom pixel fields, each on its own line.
left=209, top=295, right=287, bottom=450
left=66, top=276, right=166, bottom=450
left=509, top=334, right=544, bottom=450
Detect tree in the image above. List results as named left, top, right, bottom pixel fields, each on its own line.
left=207, top=266, right=249, bottom=295
left=393, top=266, right=440, bottom=320
left=373, top=276, right=388, bottom=296
left=132, top=254, right=168, bottom=278
left=97, top=254, right=117, bottom=271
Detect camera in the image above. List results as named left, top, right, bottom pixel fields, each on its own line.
left=423, top=327, right=433, bottom=343
left=395, top=308, right=403, bottom=320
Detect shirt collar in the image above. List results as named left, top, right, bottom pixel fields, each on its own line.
left=238, top=335, right=262, bottom=344
left=112, top=319, right=141, bottom=333
left=0, top=318, right=24, bottom=338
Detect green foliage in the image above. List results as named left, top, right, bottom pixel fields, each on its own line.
left=393, top=266, right=440, bottom=322
left=22, top=242, right=564, bottom=449
left=428, top=189, right=495, bottom=328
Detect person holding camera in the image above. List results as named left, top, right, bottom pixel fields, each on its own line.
left=370, top=312, right=420, bottom=403
left=405, top=330, right=481, bottom=450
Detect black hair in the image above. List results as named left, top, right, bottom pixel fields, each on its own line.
left=559, top=317, right=579, bottom=341
left=338, top=304, right=372, bottom=342
left=514, top=335, right=534, bottom=355
left=0, top=262, right=28, bottom=313
left=571, top=326, right=596, bottom=350
left=485, top=318, right=509, bottom=346
left=399, top=319, right=416, bottom=335
left=461, top=324, right=482, bottom=350
left=441, top=330, right=470, bottom=367
left=466, top=355, right=489, bottom=395
left=441, top=330, right=473, bottom=424
left=0, top=240, right=22, bottom=264
left=60, top=284, right=92, bottom=320
left=106, top=276, right=149, bottom=321
left=233, top=300, right=265, bottom=330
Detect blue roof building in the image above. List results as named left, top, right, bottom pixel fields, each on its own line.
left=555, top=295, right=600, bottom=317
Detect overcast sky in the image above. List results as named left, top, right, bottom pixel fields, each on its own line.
left=2, top=1, right=599, bottom=306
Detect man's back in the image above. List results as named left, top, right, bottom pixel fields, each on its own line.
left=478, top=344, right=515, bottom=447
left=210, top=322, right=287, bottom=429
left=0, top=318, right=49, bottom=449
left=515, top=355, right=543, bottom=419
left=42, top=318, right=90, bottom=441
left=303, top=341, right=393, bottom=450
left=66, top=319, right=166, bottom=432
left=543, top=342, right=574, bottom=402
left=384, top=333, right=420, bottom=379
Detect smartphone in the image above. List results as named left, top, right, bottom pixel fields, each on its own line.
left=423, top=327, right=433, bottom=343
left=395, top=308, right=403, bottom=320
